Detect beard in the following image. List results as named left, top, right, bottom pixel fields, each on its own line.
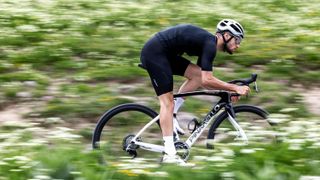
left=223, top=43, right=233, bottom=55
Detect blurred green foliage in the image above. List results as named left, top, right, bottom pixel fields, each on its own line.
left=0, top=1, right=319, bottom=178
left=0, top=0, right=318, bottom=75
left=0, top=0, right=318, bottom=122
left=0, top=130, right=319, bottom=180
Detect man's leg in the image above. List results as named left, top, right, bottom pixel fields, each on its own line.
left=158, top=92, right=174, bottom=136
left=173, top=63, right=202, bottom=114
left=140, top=37, right=185, bottom=164
left=179, top=63, right=202, bottom=93
left=158, top=92, right=176, bottom=155
left=158, top=92, right=186, bottom=165
left=172, top=63, right=202, bottom=135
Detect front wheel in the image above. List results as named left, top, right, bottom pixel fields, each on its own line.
left=207, top=105, right=277, bottom=148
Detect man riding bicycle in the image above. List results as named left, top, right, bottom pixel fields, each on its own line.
left=140, top=19, right=250, bottom=165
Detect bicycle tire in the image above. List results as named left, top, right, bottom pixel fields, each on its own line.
left=92, top=103, right=158, bottom=151
left=207, top=105, right=276, bottom=148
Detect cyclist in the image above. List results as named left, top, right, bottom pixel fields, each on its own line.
left=140, top=19, right=250, bottom=164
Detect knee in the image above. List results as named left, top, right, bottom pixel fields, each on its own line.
left=189, top=70, right=202, bottom=85
left=159, top=96, right=174, bottom=110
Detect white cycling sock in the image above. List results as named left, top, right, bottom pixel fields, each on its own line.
left=163, top=136, right=176, bottom=156
left=173, top=97, right=185, bottom=114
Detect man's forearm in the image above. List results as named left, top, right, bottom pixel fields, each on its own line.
left=202, top=75, right=237, bottom=91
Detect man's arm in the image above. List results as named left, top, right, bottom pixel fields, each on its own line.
left=201, top=71, right=250, bottom=95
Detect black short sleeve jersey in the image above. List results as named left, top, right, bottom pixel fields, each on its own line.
left=155, top=24, right=217, bottom=71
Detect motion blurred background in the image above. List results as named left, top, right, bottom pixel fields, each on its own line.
left=0, top=0, right=319, bottom=179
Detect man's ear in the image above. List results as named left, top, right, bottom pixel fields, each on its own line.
left=224, top=32, right=231, bottom=39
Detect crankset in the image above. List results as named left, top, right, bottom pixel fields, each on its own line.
left=174, top=141, right=190, bottom=161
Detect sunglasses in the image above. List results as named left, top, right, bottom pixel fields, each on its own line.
left=233, top=36, right=242, bottom=45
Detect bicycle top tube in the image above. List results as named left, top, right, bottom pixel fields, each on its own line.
left=173, top=90, right=238, bottom=98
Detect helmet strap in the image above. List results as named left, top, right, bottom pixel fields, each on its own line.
left=221, top=32, right=234, bottom=54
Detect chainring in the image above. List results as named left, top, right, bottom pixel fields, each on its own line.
left=174, top=141, right=190, bottom=161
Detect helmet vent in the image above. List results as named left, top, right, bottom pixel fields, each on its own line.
left=235, top=23, right=244, bottom=34
left=231, top=24, right=241, bottom=33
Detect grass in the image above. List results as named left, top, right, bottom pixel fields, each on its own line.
left=0, top=0, right=320, bottom=179
left=1, top=0, right=319, bottom=107
left=1, top=126, right=319, bottom=180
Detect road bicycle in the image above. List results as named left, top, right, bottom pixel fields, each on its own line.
left=92, top=69, right=277, bottom=161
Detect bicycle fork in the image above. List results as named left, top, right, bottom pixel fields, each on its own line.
left=227, top=112, right=249, bottom=144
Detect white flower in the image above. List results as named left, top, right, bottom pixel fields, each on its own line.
left=16, top=25, right=40, bottom=32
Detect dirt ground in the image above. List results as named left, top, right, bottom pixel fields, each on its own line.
left=301, top=87, right=320, bottom=116
left=0, top=88, right=319, bottom=126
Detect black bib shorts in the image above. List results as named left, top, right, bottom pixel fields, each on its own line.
left=140, top=35, right=190, bottom=96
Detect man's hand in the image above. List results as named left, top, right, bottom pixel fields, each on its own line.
left=231, top=85, right=250, bottom=103
left=234, top=85, right=250, bottom=96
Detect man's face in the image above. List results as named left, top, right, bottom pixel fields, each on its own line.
left=223, top=33, right=242, bottom=54
left=226, top=34, right=242, bottom=53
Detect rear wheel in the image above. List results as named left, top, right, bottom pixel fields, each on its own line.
left=92, top=103, right=161, bottom=161
left=207, top=105, right=277, bottom=148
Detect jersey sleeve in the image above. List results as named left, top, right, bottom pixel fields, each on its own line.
left=199, top=38, right=217, bottom=71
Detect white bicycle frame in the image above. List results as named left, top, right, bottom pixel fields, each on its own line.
left=128, top=104, right=249, bottom=153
